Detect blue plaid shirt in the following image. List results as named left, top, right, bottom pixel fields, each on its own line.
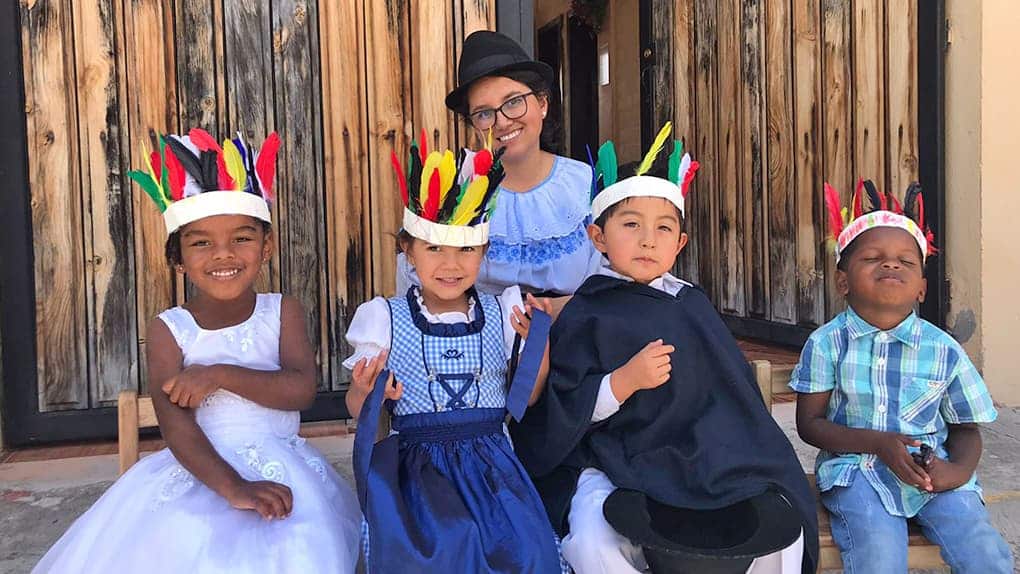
left=789, top=307, right=998, bottom=517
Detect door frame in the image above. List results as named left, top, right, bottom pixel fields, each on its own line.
left=638, top=0, right=948, bottom=347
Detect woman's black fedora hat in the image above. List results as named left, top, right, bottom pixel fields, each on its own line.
left=602, top=488, right=802, bottom=574
left=445, top=30, right=555, bottom=113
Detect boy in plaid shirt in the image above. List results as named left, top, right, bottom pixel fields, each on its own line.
left=789, top=180, right=1012, bottom=574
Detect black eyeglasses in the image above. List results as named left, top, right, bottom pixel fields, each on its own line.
left=467, top=92, right=536, bottom=130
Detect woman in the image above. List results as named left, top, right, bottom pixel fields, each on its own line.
left=397, top=30, right=601, bottom=298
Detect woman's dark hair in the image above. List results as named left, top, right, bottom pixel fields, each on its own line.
left=459, top=69, right=563, bottom=155
left=165, top=220, right=272, bottom=266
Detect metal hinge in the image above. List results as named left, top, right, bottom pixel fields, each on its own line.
left=944, top=19, right=952, bottom=52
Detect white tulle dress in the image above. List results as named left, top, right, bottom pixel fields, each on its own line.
left=33, top=293, right=361, bottom=574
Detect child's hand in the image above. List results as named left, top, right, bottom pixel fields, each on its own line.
left=510, top=294, right=554, bottom=340
left=613, top=339, right=675, bottom=397
left=871, top=432, right=932, bottom=490
left=224, top=479, right=293, bottom=520
left=162, top=365, right=220, bottom=408
left=351, top=353, right=402, bottom=401
left=925, top=457, right=971, bottom=493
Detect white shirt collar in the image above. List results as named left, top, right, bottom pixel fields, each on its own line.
left=596, top=261, right=691, bottom=296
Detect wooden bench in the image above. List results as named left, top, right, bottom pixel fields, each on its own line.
left=117, top=390, right=159, bottom=475
left=751, top=360, right=947, bottom=570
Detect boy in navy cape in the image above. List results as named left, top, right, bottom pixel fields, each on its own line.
left=511, top=124, right=818, bottom=574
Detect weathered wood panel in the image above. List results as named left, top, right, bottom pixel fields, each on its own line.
left=273, top=0, right=329, bottom=390
left=122, top=0, right=177, bottom=391
left=740, top=0, right=767, bottom=317
left=693, top=0, right=720, bottom=304
left=853, top=0, right=885, bottom=187
left=365, top=1, right=412, bottom=298
left=717, top=0, right=744, bottom=315
left=320, top=0, right=370, bottom=390
left=821, top=0, right=852, bottom=318
left=886, top=1, right=918, bottom=196
left=73, top=0, right=137, bottom=406
left=763, top=0, right=796, bottom=324
left=22, top=0, right=89, bottom=411
left=650, top=0, right=674, bottom=134
left=175, top=0, right=224, bottom=134
left=225, top=2, right=278, bottom=294
left=793, top=0, right=824, bottom=326
left=412, top=0, right=457, bottom=153
left=672, top=0, right=697, bottom=282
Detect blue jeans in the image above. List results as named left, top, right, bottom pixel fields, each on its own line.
left=821, top=477, right=1013, bottom=573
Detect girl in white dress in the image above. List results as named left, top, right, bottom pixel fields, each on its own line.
left=34, top=129, right=361, bottom=574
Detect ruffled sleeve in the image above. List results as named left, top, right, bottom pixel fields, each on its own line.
left=342, top=297, right=392, bottom=370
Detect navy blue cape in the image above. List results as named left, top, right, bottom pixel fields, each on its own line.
left=510, top=275, right=818, bottom=574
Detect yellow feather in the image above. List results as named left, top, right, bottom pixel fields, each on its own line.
left=419, top=151, right=443, bottom=207
left=451, top=176, right=489, bottom=225
left=223, top=139, right=246, bottom=191
left=438, top=150, right=457, bottom=203
left=635, top=122, right=673, bottom=176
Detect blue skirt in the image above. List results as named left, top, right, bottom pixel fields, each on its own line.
left=361, top=408, right=563, bottom=573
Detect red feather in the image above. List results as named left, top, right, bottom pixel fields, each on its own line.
left=419, top=128, right=428, bottom=161
left=164, top=146, right=186, bottom=200
left=681, top=161, right=700, bottom=197
left=888, top=192, right=903, bottom=215
left=187, top=128, right=222, bottom=152
left=823, top=183, right=845, bottom=240
left=149, top=151, right=162, bottom=183
left=187, top=128, right=233, bottom=190
left=852, top=179, right=864, bottom=219
left=916, top=192, right=926, bottom=231
left=473, top=149, right=493, bottom=176
left=391, top=150, right=408, bottom=207
left=255, top=132, right=281, bottom=201
left=424, top=169, right=440, bottom=220
left=878, top=186, right=887, bottom=210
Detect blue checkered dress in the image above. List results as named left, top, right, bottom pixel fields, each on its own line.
left=789, top=307, right=998, bottom=517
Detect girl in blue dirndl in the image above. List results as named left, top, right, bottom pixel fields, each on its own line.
left=344, top=134, right=567, bottom=573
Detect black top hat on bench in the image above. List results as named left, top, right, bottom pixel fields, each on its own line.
left=603, top=488, right=801, bottom=574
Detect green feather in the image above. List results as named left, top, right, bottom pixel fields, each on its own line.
left=597, top=141, right=618, bottom=187
left=667, top=140, right=682, bottom=184
left=127, top=170, right=169, bottom=212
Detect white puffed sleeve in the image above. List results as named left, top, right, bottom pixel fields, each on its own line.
left=341, top=297, right=392, bottom=370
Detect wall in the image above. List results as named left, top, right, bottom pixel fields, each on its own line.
left=945, top=0, right=1020, bottom=405
left=598, top=0, right=641, bottom=164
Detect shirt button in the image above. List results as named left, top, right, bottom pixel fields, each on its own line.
left=877, top=404, right=887, bottom=413
left=864, top=460, right=874, bottom=470
left=877, top=357, right=887, bottom=367
left=876, top=333, right=887, bottom=342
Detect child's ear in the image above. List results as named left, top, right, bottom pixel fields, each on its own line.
left=587, top=223, right=608, bottom=254
left=262, top=229, right=275, bottom=263
left=835, top=269, right=850, bottom=297
left=675, top=232, right=689, bottom=255
left=918, top=276, right=927, bottom=303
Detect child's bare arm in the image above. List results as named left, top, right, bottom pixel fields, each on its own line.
left=163, top=296, right=317, bottom=411
left=796, top=391, right=931, bottom=489
left=345, top=353, right=402, bottom=418
left=927, top=423, right=982, bottom=492
left=146, top=318, right=291, bottom=519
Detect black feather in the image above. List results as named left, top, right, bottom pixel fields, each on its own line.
left=903, top=182, right=923, bottom=222
left=862, top=179, right=883, bottom=213
left=200, top=150, right=219, bottom=191
left=165, top=137, right=203, bottom=184
left=407, top=145, right=424, bottom=214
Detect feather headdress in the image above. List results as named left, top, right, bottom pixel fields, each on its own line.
left=127, top=128, right=280, bottom=234
left=589, top=122, right=699, bottom=220
left=823, top=178, right=936, bottom=263
left=394, top=129, right=506, bottom=247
